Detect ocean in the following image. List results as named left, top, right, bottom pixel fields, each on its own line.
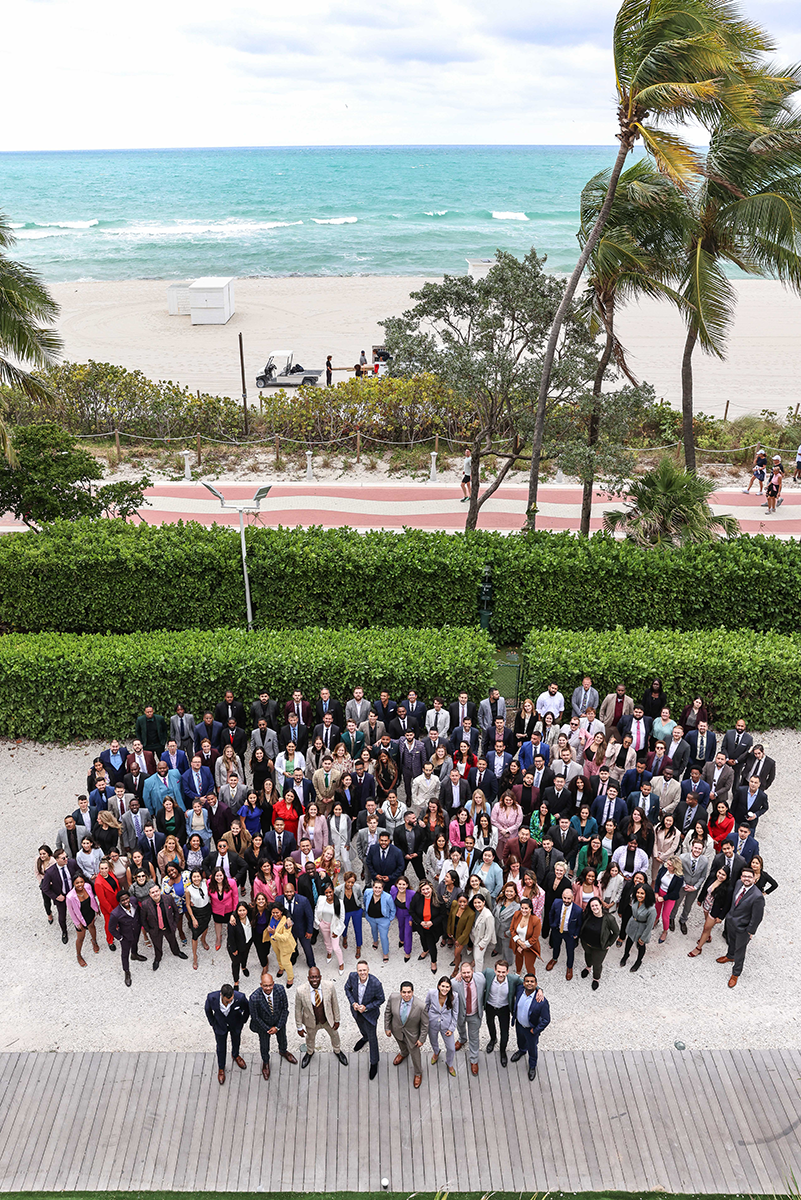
left=1, top=145, right=639, bottom=281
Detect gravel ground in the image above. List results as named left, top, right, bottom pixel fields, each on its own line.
left=3, top=731, right=798, bottom=1056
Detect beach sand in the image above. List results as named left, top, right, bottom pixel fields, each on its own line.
left=50, top=276, right=801, bottom=420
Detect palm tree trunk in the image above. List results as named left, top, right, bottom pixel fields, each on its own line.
left=681, top=324, right=699, bottom=472
left=580, top=324, right=615, bottom=537
left=526, top=137, right=632, bottom=528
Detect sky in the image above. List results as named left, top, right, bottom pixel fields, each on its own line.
left=4, top=0, right=801, bottom=151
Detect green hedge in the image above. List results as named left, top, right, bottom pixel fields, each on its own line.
left=0, top=626, right=495, bottom=742
left=2, top=522, right=801, bottom=640
left=522, top=627, right=800, bottom=728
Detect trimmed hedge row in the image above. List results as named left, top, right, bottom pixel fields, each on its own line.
left=522, top=627, right=798, bottom=729
left=2, top=521, right=801, bottom=640
left=0, top=626, right=495, bottom=743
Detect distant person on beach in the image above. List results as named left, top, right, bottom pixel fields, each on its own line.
left=743, top=444, right=767, bottom=494
left=794, top=443, right=801, bottom=482
left=360, top=350, right=368, bottom=370
left=460, top=452, right=472, bottom=503
left=326, top=356, right=333, bottom=386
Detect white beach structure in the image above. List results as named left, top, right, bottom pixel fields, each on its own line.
left=188, top=277, right=236, bottom=325
left=166, top=281, right=194, bottom=315
left=466, top=259, right=493, bottom=280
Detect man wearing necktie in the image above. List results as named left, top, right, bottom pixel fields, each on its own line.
left=247, top=970, right=297, bottom=1079
left=718, top=867, right=765, bottom=986
left=40, top=849, right=78, bottom=944
left=384, top=982, right=428, bottom=1088
left=296, top=966, right=348, bottom=1068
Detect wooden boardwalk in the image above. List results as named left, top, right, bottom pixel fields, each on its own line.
left=0, top=1048, right=799, bottom=1194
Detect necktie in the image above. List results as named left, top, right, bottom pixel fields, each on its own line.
left=604, top=798, right=612, bottom=823
left=634, top=723, right=642, bottom=751
left=325, top=773, right=329, bottom=788
left=61, top=867, right=70, bottom=892
left=157, top=902, right=164, bottom=929
left=134, top=814, right=141, bottom=836
left=735, top=733, right=741, bottom=746
left=296, top=704, right=300, bottom=719
left=401, top=1003, right=408, bottom=1025
left=267, top=994, right=273, bottom=1015
left=560, top=905, right=567, bottom=932
left=277, top=835, right=282, bottom=855
left=179, top=718, right=185, bottom=739
left=314, top=988, right=321, bottom=1006
left=466, top=984, right=473, bottom=1014
left=324, top=701, right=328, bottom=713
left=691, top=860, right=696, bottom=877
left=735, top=887, right=744, bottom=907
left=460, top=706, right=465, bottom=724
left=382, top=850, right=386, bottom=862
left=699, top=736, right=705, bottom=759
left=194, top=772, right=201, bottom=792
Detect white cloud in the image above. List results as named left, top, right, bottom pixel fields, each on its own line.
left=2, top=0, right=799, bottom=150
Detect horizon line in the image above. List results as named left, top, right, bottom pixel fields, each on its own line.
left=0, top=142, right=644, bottom=156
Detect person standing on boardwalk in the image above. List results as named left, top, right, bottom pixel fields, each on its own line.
left=296, top=966, right=349, bottom=1068
left=205, top=983, right=250, bottom=1084
left=249, top=970, right=297, bottom=1079
left=510, top=973, right=550, bottom=1080
left=384, top=980, right=429, bottom=1089
left=344, top=958, right=385, bottom=1079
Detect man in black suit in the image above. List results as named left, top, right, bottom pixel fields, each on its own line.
left=370, top=733, right=399, bottom=765
left=108, top=891, right=147, bottom=985
left=673, top=795, right=708, bottom=838
left=195, top=711, right=224, bottom=752
left=686, top=720, right=717, bottom=773
left=373, top=691, right=397, bottom=728
left=123, top=763, right=147, bottom=802
left=263, top=818, right=297, bottom=864
left=315, top=687, right=345, bottom=730
left=440, top=768, right=470, bottom=813
left=280, top=881, right=315, bottom=968
left=730, top=777, right=769, bottom=832
left=352, top=762, right=376, bottom=811
left=251, top=690, right=279, bottom=731
left=205, top=983, right=250, bottom=1083
left=355, top=798, right=387, bottom=830
left=532, top=837, right=565, bottom=886
left=618, top=706, right=652, bottom=755
left=404, top=691, right=427, bottom=729
left=543, top=777, right=574, bottom=819
left=313, top=712, right=341, bottom=754
left=279, top=713, right=309, bottom=755
left=718, top=867, right=765, bottom=986
left=702, top=841, right=745, bottom=890
left=468, top=758, right=498, bottom=801
left=720, top=719, right=753, bottom=782
left=214, top=690, right=247, bottom=730
left=393, top=809, right=426, bottom=880
left=203, top=838, right=248, bottom=889
left=529, top=755, right=553, bottom=796
left=421, top=727, right=447, bottom=762
left=549, top=816, right=578, bottom=863
left=137, top=823, right=165, bottom=875
left=482, top=717, right=516, bottom=756
left=140, top=884, right=188, bottom=970
left=740, top=744, right=776, bottom=791
left=41, top=849, right=79, bottom=943
left=388, top=705, right=419, bottom=739
left=221, top=717, right=248, bottom=771
left=448, top=691, right=477, bottom=734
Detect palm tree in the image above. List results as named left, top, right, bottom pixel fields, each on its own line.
left=603, top=456, right=739, bottom=543
left=677, top=83, right=801, bottom=469
left=0, top=212, right=62, bottom=456
left=577, top=159, right=689, bottom=535
left=526, top=0, right=791, bottom=525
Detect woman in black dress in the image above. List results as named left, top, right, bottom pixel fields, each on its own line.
left=227, top=901, right=254, bottom=984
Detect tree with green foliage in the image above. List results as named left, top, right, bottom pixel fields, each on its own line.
left=603, top=456, right=738, bottom=544
left=0, top=423, right=150, bottom=530
left=527, top=0, right=794, bottom=523
left=382, top=249, right=598, bottom=531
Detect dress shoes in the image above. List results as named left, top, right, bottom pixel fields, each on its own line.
left=591, top=980, right=599, bottom=991
left=280, top=1051, right=298, bottom=1064
left=528, top=1068, right=537, bottom=1081
left=369, top=1062, right=378, bottom=1080
left=454, top=1040, right=464, bottom=1051
left=728, top=975, right=738, bottom=988
left=510, top=1050, right=525, bottom=1062
left=61, top=932, right=69, bottom=944
left=353, top=1038, right=367, bottom=1052
left=301, top=1053, right=313, bottom=1069
left=413, top=1074, right=422, bottom=1089
left=545, top=959, right=556, bottom=971
left=262, top=1063, right=270, bottom=1080
left=218, top=1069, right=225, bottom=1084
left=470, top=1062, right=478, bottom=1076
left=131, top=953, right=147, bottom=962
left=152, top=960, right=161, bottom=971
left=234, top=1056, right=246, bottom=1069
left=500, top=1052, right=508, bottom=1067
left=486, top=1039, right=496, bottom=1053
left=175, top=951, right=189, bottom=960
left=124, top=971, right=132, bottom=987
left=108, top=942, right=117, bottom=952
left=565, top=968, right=573, bottom=981
left=716, top=955, right=734, bottom=964
left=393, top=1053, right=405, bottom=1066
left=337, top=1051, right=349, bottom=1066
left=679, top=919, right=688, bottom=935
left=580, top=968, right=590, bottom=979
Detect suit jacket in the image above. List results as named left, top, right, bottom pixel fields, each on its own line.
left=740, top=753, right=776, bottom=791
left=424, top=708, right=450, bottom=736
left=137, top=831, right=166, bottom=871
left=590, top=794, right=628, bottom=828
left=485, top=750, right=512, bottom=779
left=72, top=805, right=99, bottom=831
left=511, top=985, right=551, bottom=1036
left=502, top=836, right=537, bottom=872
left=126, top=750, right=157, bottom=777
left=393, top=824, right=426, bottom=861
left=181, top=764, right=216, bottom=801
left=467, top=767, right=498, bottom=802
left=135, top=714, right=168, bottom=752
left=373, top=697, right=398, bottom=727
left=344, top=971, right=385, bottom=1024
left=341, top=729, right=365, bottom=759
left=295, top=978, right=340, bottom=1030
left=598, top=692, right=634, bottom=730
left=548, top=897, right=582, bottom=937
left=440, top=777, right=470, bottom=812
left=55, top=826, right=82, bottom=857
left=482, top=726, right=517, bottom=756
left=249, top=983, right=289, bottom=1032
left=285, top=698, right=313, bottom=726
left=542, top=784, right=573, bottom=818
left=144, top=769, right=184, bottom=815
left=384, top=993, right=429, bottom=1041
left=704, top=850, right=746, bottom=891
left=700, top=762, right=734, bottom=803
left=279, top=892, right=314, bottom=940
left=202, top=849, right=247, bottom=888
left=205, top=799, right=233, bottom=842
left=341, top=697, right=369, bottom=726
left=315, top=696, right=345, bottom=728
left=626, top=790, right=660, bottom=824
left=452, top=971, right=486, bottom=1022
left=724, top=832, right=760, bottom=861
left=450, top=725, right=480, bottom=756
left=279, top=723, right=309, bottom=754
left=108, top=901, right=142, bottom=942
left=160, top=748, right=190, bottom=775
left=250, top=697, right=279, bottom=731
left=679, top=778, right=711, bottom=805
left=140, top=891, right=180, bottom=934
left=99, top=747, right=130, bottom=786
left=120, top=806, right=152, bottom=849
left=204, top=989, right=250, bottom=1035
left=366, top=843, right=405, bottom=884
left=448, top=699, right=477, bottom=732
left=725, top=881, right=765, bottom=936
left=730, top=785, right=769, bottom=826
left=673, top=801, right=709, bottom=834
left=250, top=726, right=279, bottom=759
left=621, top=768, right=652, bottom=798
left=686, top=728, right=717, bottom=769
left=214, top=698, right=247, bottom=728
left=169, top=713, right=196, bottom=748
left=571, top=685, right=600, bottom=718
left=220, top=726, right=248, bottom=761
left=360, top=719, right=387, bottom=748
left=617, top=714, right=653, bottom=745
left=313, top=722, right=342, bottom=752
left=352, top=772, right=377, bottom=810
left=389, top=716, right=420, bottom=740
left=40, top=858, right=79, bottom=902
left=398, top=740, right=425, bottom=778
left=482, top=968, right=523, bottom=1008
left=549, top=825, right=579, bottom=860
left=664, top=738, right=691, bottom=779
left=649, top=776, right=681, bottom=815
left=264, top=829, right=297, bottom=864
left=478, top=696, right=507, bottom=733
left=720, top=728, right=754, bottom=767
left=194, top=720, right=224, bottom=751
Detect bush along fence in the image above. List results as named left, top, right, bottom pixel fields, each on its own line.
left=2, top=521, right=801, bottom=641
left=0, top=627, right=496, bottom=743
left=522, top=626, right=800, bottom=729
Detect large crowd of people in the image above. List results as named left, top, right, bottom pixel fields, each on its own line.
left=36, top=677, right=775, bottom=1084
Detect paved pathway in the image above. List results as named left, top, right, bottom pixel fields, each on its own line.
left=0, top=1048, right=798, bottom=1193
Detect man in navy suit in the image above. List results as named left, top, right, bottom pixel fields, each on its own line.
left=88, top=781, right=115, bottom=811
left=194, top=712, right=224, bottom=752
left=264, top=819, right=297, bottom=864
left=510, top=975, right=551, bottom=1080
left=468, top=759, right=498, bottom=801
left=626, top=779, right=659, bottom=823
left=730, top=778, right=769, bottom=832
left=160, top=739, right=190, bottom=775
left=366, top=831, right=405, bottom=885
left=405, top=691, right=427, bottom=728
left=373, top=690, right=398, bottom=728
left=486, top=742, right=512, bottom=780
left=280, top=881, right=315, bottom=968
left=725, top=824, right=760, bottom=862
left=686, top=721, right=717, bottom=772
left=618, top=706, right=652, bottom=753
left=546, top=885, right=582, bottom=980
left=680, top=768, right=711, bottom=806
left=205, top=983, right=250, bottom=1084
left=518, top=733, right=550, bottom=772
left=344, top=959, right=385, bottom=1079
left=182, top=755, right=216, bottom=802
left=620, top=760, right=652, bottom=799
left=718, top=866, right=765, bottom=986
left=137, top=823, right=166, bottom=874
left=449, top=718, right=481, bottom=757
left=41, top=849, right=79, bottom=943
left=249, top=971, right=297, bottom=1079
left=352, top=761, right=376, bottom=811
left=99, top=740, right=129, bottom=786
left=590, top=781, right=626, bottom=828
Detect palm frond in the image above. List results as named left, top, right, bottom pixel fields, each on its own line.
left=635, top=125, right=703, bottom=183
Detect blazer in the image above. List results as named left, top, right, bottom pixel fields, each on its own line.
left=126, top=750, right=157, bottom=777
left=40, top=858, right=79, bottom=902
left=384, top=993, right=429, bottom=1041
left=511, top=985, right=551, bottom=1036
left=448, top=699, right=477, bottom=732
left=279, top=723, right=309, bottom=754
left=227, top=914, right=254, bottom=959
left=315, top=696, right=345, bottom=728
left=363, top=886, right=396, bottom=920
left=686, top=729, right=717, bottom=768
left=482, top=967, right=523, bottom=1008
left=654, top=866, right=683, bottom=903
left=590, top=794, right=628, bottom=827
left=404, top=698, right=428, bottom=727
left=160, top=748, right=190, bottom=775
left=549, top=825, right=579, bottom=860
left=701, top=850, right=746, bottom=894
left=313, top=722, right=342, bottom=752
left=169, top=713, right=196, bottom=747
left=482, top=726, right=517, bottom=756
left=679, top=851, right=710, bottom=892
left=194, top=720, right=224, bottom=751
left=108, top=901, right=142, bottom=942
left=450, top=725, right=481, bottom=756
left=344, top=971, right=385, bottom=1024
left=296, top=977, right=341, bottom=1030
left=143, top=769, right=184, bottom=815
left=99, top=746, right=130, bottom=786
left=531, top=846, right=565, bottom=886
left=502, top=835, right=537, bottom=872
left=618, top=714, right=653, bottom=744
left=250, top=697, right=279, bottom=730
left=284, top=698, right=313, bottom=726
left=650, top=776, right=682, bottom=815
left=135, top=713, right=168, bottom=751
left=467, top=767, right=498, bottom=801
left=120, top=806, right=153, bottom=849
left=398, top=740, right=425, bottom=778
left=373, top=697, right=398, bottom=727
left=486, top=750, right=512, bottom=778
left=452, top=970, right=486, bottom=1021
left=214, top=698, right=247, bottom=728
left=730, top=786, right=769, bottom=826
left=518, top=740, right=551, bottom=772
left=263, top=829, right=297, bottom=864
left=204, top=989, right=250, bottom=1035
left=548, top=898, right=582, bottom=938
left=181, top=764, right=216, bottom=801
left=664, top=738, right=691, bottom=779
left=249, top=983, right=289, bottom=1033
left=424, top=708, right=450, bottom=736
left=673, top=801, right=709, bottom=834
left=202, top=849, right=248, bottom=888
left=220, top=726, right=248, bottom=762
left=250, top=726, right=279, bottom=759
left=571, top=685, right=600, bottom=718
left=66, top=883, right=100, bottom=927
left=700, top=762, right=734, bottom=803
left=542, top=784, right=573, bottom=818
left=343, top=697, right=371, bottom=725
left=626, top=790, right=660, bottom=824
left=393, top=823, right=426, bottom=861
left=137, top=831, right=166, bottom=870
left=724, top=832, right=760, bottom=861
left=720, top=728, right=753, bottom=766
left=740, top=753, right=776, bottom=791
left=122, top=771, right=147, bottom=801
left=140, top=892, right=180, bottom=934
left=478, top=696, right=507, bottom=732
left=279, top=892, right=314, bottom=940
left=598, top=693, right=634, bottom=730
left=725, top=881, right=765, bottom=936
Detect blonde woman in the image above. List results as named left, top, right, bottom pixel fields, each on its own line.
left=157, top=834, right=185, bottom=877
left=215, top=745, right=239, bottom=790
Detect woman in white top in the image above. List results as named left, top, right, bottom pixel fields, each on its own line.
left=314, top=883, right=345, bottom=971
left=184, top=868, right=211, bottom=968
left=328, top=802, right=353, bottom=871
left=275, top=746, right=306, bottom=794
left=473, top=812, right=498, bottom=853
left=381, top=793, right=406, bottom=838
left=438, top=850, right=469, bottom=889
left=424, top=834, right=449, bottom=887
left=599, top=862, right=624, bottom=913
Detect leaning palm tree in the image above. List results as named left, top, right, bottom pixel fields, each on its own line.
left=526, top=0, right=793, bottom=525
left=0, top=212, right=62, bottom=422
left=677, top=83, right=801, bottom=469
left=603, top=456, right=739, bottom=544
left=576, top=160, right=690, bottom=535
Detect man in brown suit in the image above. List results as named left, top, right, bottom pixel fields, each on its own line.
left=140, top=884, right=188, bottom=970
left=598, top=686, right=634, bottom=736
left=384, top=981, right=429, bottom=1088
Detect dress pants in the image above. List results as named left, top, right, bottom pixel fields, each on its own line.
left=392, top=1024, right=423, bottom=1074
left=396, top=908, right=413, bottom=955
left=119, top=933, right=141, bottom=972
left=306, top=1019, right=342, bottom=1053
left=150, top=925, right=181, bottom=963
left=54, top=897, right=69, bottom=936
left=428, top=1013, right=456, bottom=1066
left=456, top=1012, right=481, bottom=1064
left=214, top=1027, right=242, bottom=1069
left=353, top=1012, right=379, bottom=1064
left=677, top=889, right=699, bottom=922
left=291, top=934, right=316, bottom=969
left=548, top=928, right=576, bottom=968
left=417, top=926, right=439, bottom=963
left=724, top=923, right=751, bottom=977
left=257, top=1025, right=288, bottom=1063
left=484, top=1002, right=511, bottom=1053
left=580, top=941, right=608, bottom=981
left=343, top=909, right=363, bottom=947
left=515, top=1020, right=541, bottom=1071
left=366, top=914, right=391, bottom=956
left=514, top=946, right=538, bottom=975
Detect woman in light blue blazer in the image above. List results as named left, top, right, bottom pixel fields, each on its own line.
left=425, top=976, right=460, bottom=1075
left=185, top=800, right=212, bottom=851
left=363, top=880, right=396, bottom=961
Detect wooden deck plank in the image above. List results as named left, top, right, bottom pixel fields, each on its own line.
left=726, top=1048, right=787, bottom=1189
left=271, top=1052, right=294, bottom=1189
left=5, top=1054, right=57, bottom=1190
left=29, top=1054, right=77, bottom=1192
left=707, top=1048, right=768, bottom=1188
left=293, top=1033, right=311, bottom=1192
left=54, top=1052, right=105, bottom=1190
left=561, top=1046, right=600, bottom=1191
left=645, top=1048, right=695, bottom=1185
left=625, top=1046, right=671, bottom=1189
left=81, top=1052, right=130, bottom=1191
left=5, top=1053, right=57, bottom=1190
left=537, top=1051, right=567, bottom=1191
left=601, top=1048, right=649, bottom=1192
left=575, top=1048, right=620, bottom=1186
left=355, top=1053, right=371, bottom=1192
left=126, top=1051, right=162, bottom=1191
left=142, top=1050, right=180, bottom=1191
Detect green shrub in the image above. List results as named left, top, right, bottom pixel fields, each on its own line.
left=0, top=627, right=496, bottom=742
left=522, top=626, right=801, bottom=728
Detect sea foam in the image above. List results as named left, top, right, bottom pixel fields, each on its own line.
left=492, top=211, right=529, bottom=220
left=312, top=217, right=358, bottom=224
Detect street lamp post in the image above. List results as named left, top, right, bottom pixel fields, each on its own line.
left=200, top=483, right=272, bottom=631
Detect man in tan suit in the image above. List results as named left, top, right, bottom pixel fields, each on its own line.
left=599, top=685, right=634, bottom=736
left=312, top=754, right=340, bottom=814
left=295, top=966, right=349, bottom=1068
left=384, top=981, right=429, bottom=1088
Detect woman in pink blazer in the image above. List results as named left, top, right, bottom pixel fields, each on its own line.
left=66, top=874, right=101, bottom=967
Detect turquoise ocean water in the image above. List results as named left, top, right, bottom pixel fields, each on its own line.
left=0, top=145, right=640, bottom=281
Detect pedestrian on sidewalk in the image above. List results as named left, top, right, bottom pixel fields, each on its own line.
left=461, top=451, right=472, bottom=503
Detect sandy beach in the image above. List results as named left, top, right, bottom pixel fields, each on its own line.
left=50, top=276, right=801, bottom=421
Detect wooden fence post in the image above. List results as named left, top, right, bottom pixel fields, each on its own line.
left=115, top=429, right=121, bottom=464
left=275, top=434, right=281, bottom=466
left=196, top=432, right=202, bottom=466
left=435, top=433, right=439, bottom=455
left=356, top=429, right=361, bottom=463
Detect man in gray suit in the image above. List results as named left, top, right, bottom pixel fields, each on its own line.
left=219, top=775, right=248, bottom=812
left=571, top=676, right=600, bottom=719
left=250, top=719, right=279, bottom=761
left=452, top=961, right=485, bottom=1075
left=345, top=687, right=371, bottom=726
left=478, top=688, right=506, bottom=734
left=384, top=981, right=429, bottom=1088
left=170, top=705, right=196, bottom=760
left=120, top=799, right=152, bottom=854
left=650, top=764, right=681, bottom=815
left=664, top=725, right=691, bottom=780
left=718, top=866, right=765, bottom=986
